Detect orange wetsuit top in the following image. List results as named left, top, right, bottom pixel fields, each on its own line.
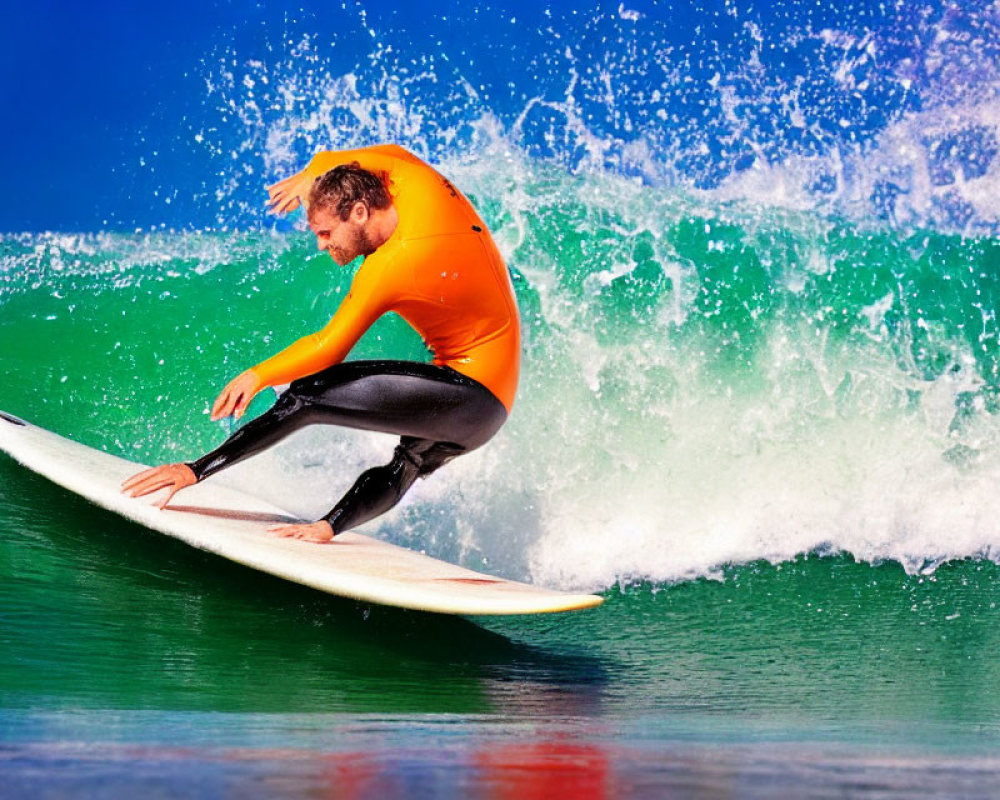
left=250, top=145, right=521, bottom=412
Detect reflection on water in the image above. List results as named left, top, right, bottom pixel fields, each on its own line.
left=4, top=712, right=1000, bottom=799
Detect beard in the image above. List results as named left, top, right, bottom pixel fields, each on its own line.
left=329, top=225, right=377, bottom=265
left=353, top=225, right=377, bottom=258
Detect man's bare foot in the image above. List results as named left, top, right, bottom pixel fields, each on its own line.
left=269, top=520, right=335, bottom=543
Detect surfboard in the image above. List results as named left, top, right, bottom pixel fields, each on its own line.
left=0, top=410, right=602, bottom=616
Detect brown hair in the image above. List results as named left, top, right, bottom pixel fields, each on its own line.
left=307, top=162, right=392, bottom=220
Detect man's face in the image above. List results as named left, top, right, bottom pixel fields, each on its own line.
left=308, top=204, right=374, bottom=266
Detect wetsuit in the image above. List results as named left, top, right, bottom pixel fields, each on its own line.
left=187, top=145, right=521, bottom=534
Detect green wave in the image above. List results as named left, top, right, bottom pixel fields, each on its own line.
left=1, top=167, right=998, bottom=585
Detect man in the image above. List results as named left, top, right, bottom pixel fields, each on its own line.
left=122, top=144, right=520, bottom=543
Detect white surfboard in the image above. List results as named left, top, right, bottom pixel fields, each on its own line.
left=0, top=411, right=602, bottom=616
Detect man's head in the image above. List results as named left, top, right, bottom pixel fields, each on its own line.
left=308, top=162, right=392, bottom=221
left=307, top=162, right=394, bottom=265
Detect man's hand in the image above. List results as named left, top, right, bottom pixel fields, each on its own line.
left=269, top=520, right=335, bottom=544
left=266, top=170, right=316, bottom=215
left=211, top=370, right=263, bottom=421
left=121, top=463, right=197, bottom=509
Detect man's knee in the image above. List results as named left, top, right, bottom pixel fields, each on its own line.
left=397, top=437, right=465, bottom=477
left=264, top=387, right=328, bottom=433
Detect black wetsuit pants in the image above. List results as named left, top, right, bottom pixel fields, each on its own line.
left=186, top=361, right=508, bottom=534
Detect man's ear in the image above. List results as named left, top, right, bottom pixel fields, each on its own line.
left=351, top=201, right=370, bottom=223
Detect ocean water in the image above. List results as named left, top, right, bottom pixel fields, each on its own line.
left=3, top=1, right=1000, bottom=796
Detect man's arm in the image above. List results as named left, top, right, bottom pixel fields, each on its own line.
left=249, top=259, right=389, bottom=389
left=205, top=281, right=386, bottom=422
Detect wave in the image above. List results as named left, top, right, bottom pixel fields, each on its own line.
left=4, top=157, right=999, bottom=588
left=5, top=2, right=1000, bottom=588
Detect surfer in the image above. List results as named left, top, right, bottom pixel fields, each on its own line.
left=121, top=145, right=520, bottom=543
